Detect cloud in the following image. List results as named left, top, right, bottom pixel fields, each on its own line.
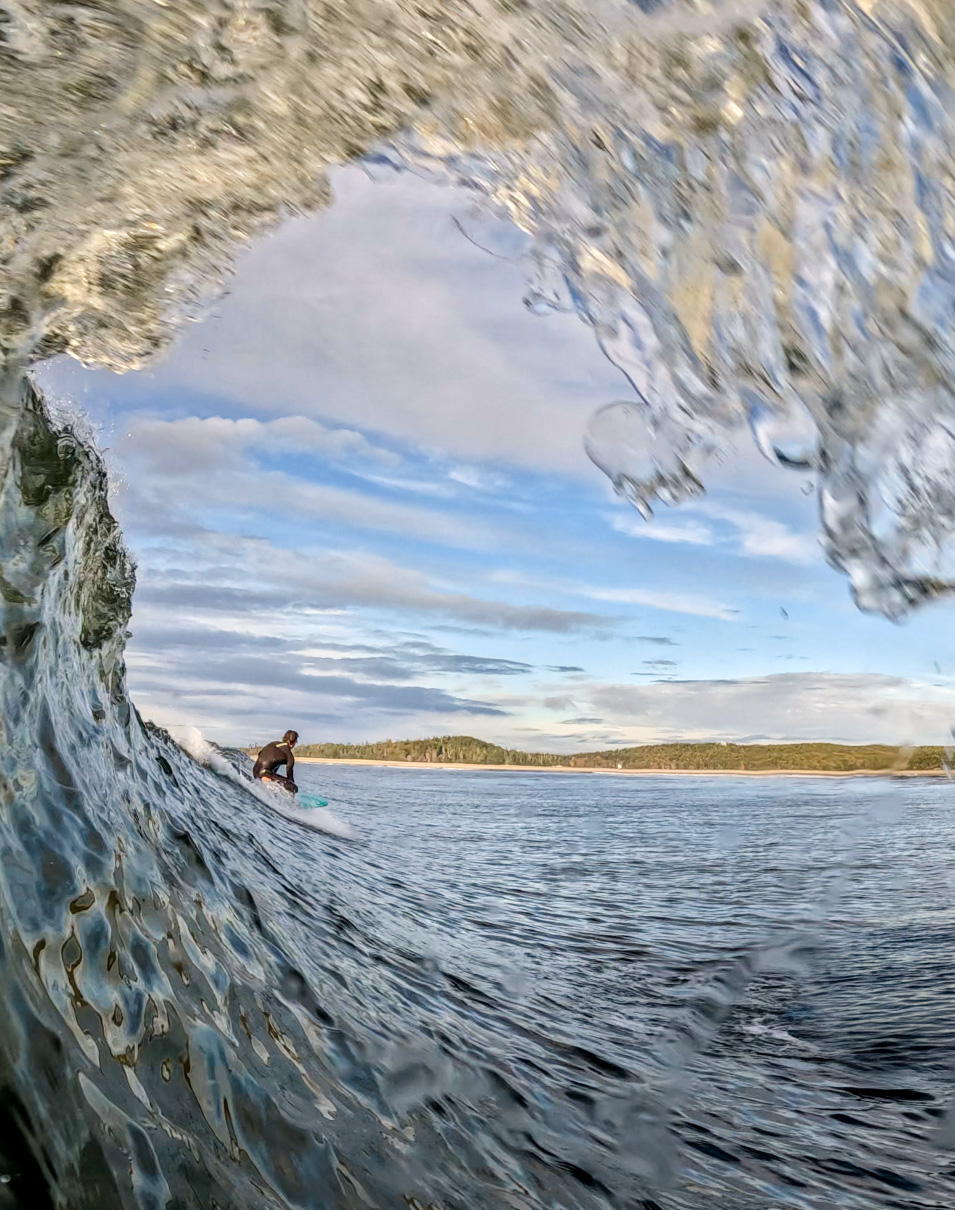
left=117, top=427, right=504, bottom=552
left=132, top=624, right=535, bottom=683
left=137, top=656, right=509, bottom=716
left=124, top=610, right=588, bottom=740
left=585, top=673, right=955, bottom=745
left=492, top=570, right=737, bottom=620
left=160, top=532, right=611, bottom=632
left=127, top=625, right=521, bottom=743
left=92, top=168, right=624, bottom=477
left=609, top=501, right=818, bottom=566
left=447, top=465, right=509, bottom=492
left=136, top=575, right=611, bottom=635
left=642, top=659, right=678, bottom=668
left=118, top=415, right=397, bottom=477
left=609, top=514, right=714, bottom=545
left=635, top=635, right=679, bottom=646
left=702, top=504, right=818, bottom=566
left=575, top=585, right=737, bottom=620
left=546, top=664, right=585, bottom=673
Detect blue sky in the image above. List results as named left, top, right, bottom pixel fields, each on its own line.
left=39, top=167, right=955, bottom=748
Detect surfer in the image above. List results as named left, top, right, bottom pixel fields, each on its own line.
left=252, top=731, right=299, bottom=793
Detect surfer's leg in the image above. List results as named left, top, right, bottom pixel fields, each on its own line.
left=273, top=774, right=298, bottom=793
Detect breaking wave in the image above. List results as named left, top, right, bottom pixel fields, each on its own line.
left=3, top=381, right=612, bottom=1208
left=5, top=0, right=955, bottom=614
left=5, top=0, right=955, bottom=1205
left=384, top=0, right=955, bottom=617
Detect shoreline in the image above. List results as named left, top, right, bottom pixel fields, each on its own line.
left=295, top=757, right=949, bottom=779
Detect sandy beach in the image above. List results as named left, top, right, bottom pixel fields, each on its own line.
left=295, top=757, right=948, bottom=779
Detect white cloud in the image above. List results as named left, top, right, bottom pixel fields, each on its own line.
left=584, top=673, right=955, bottom=745
left=119, top=414, right=396, bottom=474
left=608, top=501, right=818, bottom=566
left=97, top=168, right=624, bottom=477
left=132, top=534, right=615, bottom=634
left=609, top=513, right=714, bottom=546
left=583, top=586, right=737, bottom=619
left=448, top=464, right=509, bottom=492
left=492, top=570, right=738, bottom=620
left=117, top=417, right=512, bottom=551
left=704, top=504, right=819, bottom=565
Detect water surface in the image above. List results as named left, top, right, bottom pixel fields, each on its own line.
left=268, top=763, right=955, bottom=1208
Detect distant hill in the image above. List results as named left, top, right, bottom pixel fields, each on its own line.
left=284, top=735, right=949, bottom=773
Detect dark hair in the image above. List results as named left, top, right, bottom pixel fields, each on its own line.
left=284, top=730, right=299, bottom=745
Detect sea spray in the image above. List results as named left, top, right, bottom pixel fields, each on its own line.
left=179, top=728, right=355, bottom=841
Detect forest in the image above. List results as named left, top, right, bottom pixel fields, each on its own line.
left=284, top=736, right=950, bottom=772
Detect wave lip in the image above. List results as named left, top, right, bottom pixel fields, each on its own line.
left=5, top=0, right=955, bottom=616
left=388, top=0, right=955, bottom=617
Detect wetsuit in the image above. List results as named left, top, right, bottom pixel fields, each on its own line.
left=252, top=740, right=297, bottom=793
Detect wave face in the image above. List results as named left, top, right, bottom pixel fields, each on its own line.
left=5, top=385, right=692, bottom=1210
left=0, top=385, right=557, bottom=1209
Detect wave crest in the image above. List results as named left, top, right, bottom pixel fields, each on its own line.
left=391, top=0, right=955, bottom=615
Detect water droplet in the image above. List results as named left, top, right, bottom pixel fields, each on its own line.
left=585, top=400, right=709, bottom=516
left=747, top=397, right=820, bottom=469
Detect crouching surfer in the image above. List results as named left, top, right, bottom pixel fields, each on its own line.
left=253, top=730, right=299, bottom=793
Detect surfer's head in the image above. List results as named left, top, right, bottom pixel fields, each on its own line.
left=284, top=730, right=299, bottom=747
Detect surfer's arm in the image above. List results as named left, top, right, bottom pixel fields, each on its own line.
left=286, top=748, right=295, bottom=783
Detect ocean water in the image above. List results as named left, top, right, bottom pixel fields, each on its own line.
left=289, top=765, right=955, bottom=1208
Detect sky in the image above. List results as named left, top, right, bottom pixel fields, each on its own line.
left=39, top=166, right=955, bottom=750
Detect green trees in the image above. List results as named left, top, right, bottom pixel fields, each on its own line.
left=292, top=736, right=946, bottom=772
left=295, top=735, right=564, bottom=765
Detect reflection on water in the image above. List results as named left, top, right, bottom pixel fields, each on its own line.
left=4, top=0, right=955, bottom=1206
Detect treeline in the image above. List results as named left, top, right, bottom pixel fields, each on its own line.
left=285, top=735, right=950, bottom=772
left=294, top=736, right=564, bottom=766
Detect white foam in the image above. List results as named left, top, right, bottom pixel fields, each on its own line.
left=739, top=1018, right=813, bottom=1052
left=263, top=799, right=356, bottom=840
left=180, top=728, right=355, bottom=839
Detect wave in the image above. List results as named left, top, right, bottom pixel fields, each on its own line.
left=0, top=383, right=568, bottom=1207
left=178, top=729, right=355, bottom=840
left=383, top=0, right=955, bottom=617
left=4, top=0, right=955, bottom=1204
left=5, top=1, right=955, bottom=619
left=5, top=384, right=681, bottom=1207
